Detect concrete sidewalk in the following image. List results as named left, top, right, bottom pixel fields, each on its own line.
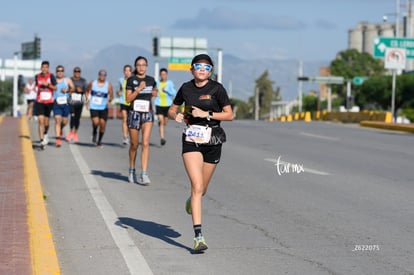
left=0, top=116, right=60, bottom=275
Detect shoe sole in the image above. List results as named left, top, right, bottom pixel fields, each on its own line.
left=194, top=243, right=208, bottom=252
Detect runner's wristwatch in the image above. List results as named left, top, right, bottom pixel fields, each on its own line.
left=207, top=111, right=213, bottom=121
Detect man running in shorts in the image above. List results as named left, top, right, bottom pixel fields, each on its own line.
left=53, top=65, right=74, bottom=147
left=66, top=66, right=88, bottom=143
left=154, top=68, right=176, bottom=146
left=125, top=56, right=157, bottom=185
left=168, top=54, right=233, bottom=252
left=86, top=69, right=114, bottom=148
left=34, top=61, right=57, bottom=147
left=117, top=65, right=132, bottom=145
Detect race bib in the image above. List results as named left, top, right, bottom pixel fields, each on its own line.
left=91, top=96, right=103, bottom=105
left=133, top=99, right=150, bottom=112
left=185, top=125, right=212, bottom=144
left=71, top=93, right=82, bottom=102
left=56, top=96, right=67, bottom=105
left=40, top=91, right=52, bottom=101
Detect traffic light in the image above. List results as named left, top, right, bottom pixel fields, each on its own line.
left=34, top=36, right=41, bottom=59
left=152, top=37, right=159, bottom=57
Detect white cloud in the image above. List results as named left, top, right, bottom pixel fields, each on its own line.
left=172, top=7, right=305, bottom=31
left=0, top=22, right=20, bottom=38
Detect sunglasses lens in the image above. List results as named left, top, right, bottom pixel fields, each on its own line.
left=193, top=63, right=212, bottom=71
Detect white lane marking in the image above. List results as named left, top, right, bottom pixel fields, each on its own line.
left=69, top=144, right=153, bottom=275
left=264, top=158, right=330, bottom=176
left=300, top=132, right=339, bottom=141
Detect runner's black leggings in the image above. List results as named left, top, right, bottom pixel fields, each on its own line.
left=70, top=104, right=83, bottom=130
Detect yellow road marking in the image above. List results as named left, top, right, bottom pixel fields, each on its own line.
left=20, top=116, right=60, bottom=275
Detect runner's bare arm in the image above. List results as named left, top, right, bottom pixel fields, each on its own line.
left=67, top=78, right=75, bottom=93
left=191, top=105, right=234, bottom=121
left=108, top=83, right=114, bottom=104
left=168, top=104, right=184, bottom=123
left=126, top=81, right=145, bottom=103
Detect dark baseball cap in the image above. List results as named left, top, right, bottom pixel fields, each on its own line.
left=191, top=54, right=214, bottom=66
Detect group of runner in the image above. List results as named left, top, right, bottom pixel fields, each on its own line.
left=30, top=54, right=234, bottom=252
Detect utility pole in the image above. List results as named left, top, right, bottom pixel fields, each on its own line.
left=408, top=0, right=413, bottom=70
left=255, top=87, right=259, bottom=121
left=217, top=48, right=223, bottom=84
left=391, top=0, right=401, bottom=121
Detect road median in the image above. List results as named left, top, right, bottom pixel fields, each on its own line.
left=360, top=120, right=414, bottom=133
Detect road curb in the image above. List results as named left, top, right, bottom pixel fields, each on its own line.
left=20, top=117, right=61, bottom=275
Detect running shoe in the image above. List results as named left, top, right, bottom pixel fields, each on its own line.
left=138, top=172, right=151, bottom=185
left=56, top=137, right=62, bottom=147
left=160, top=138, right=166, bottom=146
left=65, top=132, right=73, bottom=142
left=193, top=235, right=208, bottom=252
left=43, top=134, right=49, bottom=145
left=122, top=136, right=129, bottom=145
left=128, top=171, right=137, bottom=183
left=73, top=133, right=79, bottom=143
left=185, top=197, right=192, bottom=215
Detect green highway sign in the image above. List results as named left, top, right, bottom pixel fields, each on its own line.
left=353, top=77, right=368, bottom=85
left=168, top=57, right=192, bottom=64
left=374, top=37, right=414, bottom=59
left=168, top=57, right=193, bottom=71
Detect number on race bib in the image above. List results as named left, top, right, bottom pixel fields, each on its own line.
left=71, top=93, right=82, bottom=102
left=91, top=96, right=103, bottom=105
left=133, top=100, right=150, bottom=112
left=185, top=125, right=212, bottom=144
left=40, top=91, right=52, bottom=101
left=56, top=96, right=67, bottom=105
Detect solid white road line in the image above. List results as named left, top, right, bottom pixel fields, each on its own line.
left=300, top=132, right=339, bottom=141
left=69, top=144, right=153, bottom=275
left=264, top=158, right=330, bottom=176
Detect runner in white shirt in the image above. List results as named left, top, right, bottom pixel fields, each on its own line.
left=24, top=79, right=37, bottom=120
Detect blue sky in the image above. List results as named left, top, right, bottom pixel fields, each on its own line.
left=0, top=0, right=401, bottom=63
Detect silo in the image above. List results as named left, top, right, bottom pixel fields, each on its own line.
left=363, top=23, right=380, bottom=55
left=348, top=26, right=363, bottom=52
left=379, top=23, right=395, bottom=37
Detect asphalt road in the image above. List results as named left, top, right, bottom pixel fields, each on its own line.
left=29, top=118, right=414, bottom=275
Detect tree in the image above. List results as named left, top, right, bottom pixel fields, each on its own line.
left=248, top=70, right=281, bottom=118
left=330, top=49, right=385, bottom=106
left=302, top=93, right=318, bottom=112
left=0, top=80, right=13, bottom=113
left=231, top=98, right=253, bottom=119
left=359, top=73, right=414, bottom=115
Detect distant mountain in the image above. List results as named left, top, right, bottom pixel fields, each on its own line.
left=51, top=45, right=327, bottom=102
